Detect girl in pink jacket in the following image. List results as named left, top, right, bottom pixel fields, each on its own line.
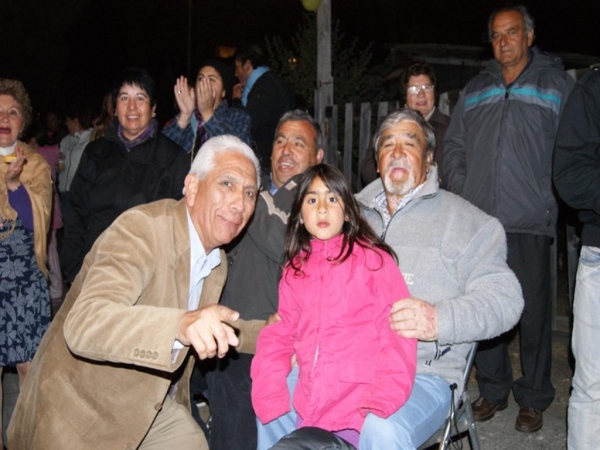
left=251, top=164, right=417, bottom=448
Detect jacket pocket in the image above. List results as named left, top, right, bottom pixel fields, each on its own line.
left=41, top=370, right=99, bottom=436
left=338, top=361, right=376, bottom=384
left=580, top=246, right=600, bottom=267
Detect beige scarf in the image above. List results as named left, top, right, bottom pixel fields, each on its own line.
left=1, top=141, right=52, bottom=277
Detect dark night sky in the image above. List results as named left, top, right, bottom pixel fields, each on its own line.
left=2, top=0, right=598, bottom=117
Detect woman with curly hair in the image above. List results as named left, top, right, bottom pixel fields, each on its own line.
left=0, top=78, right=52, bottom=444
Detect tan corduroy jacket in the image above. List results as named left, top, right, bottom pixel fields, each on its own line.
left=8, top=199, right=226, bottom=450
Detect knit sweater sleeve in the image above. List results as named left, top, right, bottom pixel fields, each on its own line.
left=435, top=217, right=524, bottom=344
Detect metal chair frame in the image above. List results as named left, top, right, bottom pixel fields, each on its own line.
left=418, top=342, right=480, bottom=450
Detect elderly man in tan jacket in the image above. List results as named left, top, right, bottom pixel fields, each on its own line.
left=8, top=135, right=260, bottom=450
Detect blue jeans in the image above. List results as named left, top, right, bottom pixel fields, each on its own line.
left=568, top=246, right=600, bottom=450
left=256, top=368, right=451, bottom=450
left=257, top=367, right=299, bottom=450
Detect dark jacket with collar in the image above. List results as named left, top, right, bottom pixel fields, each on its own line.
left=554, top=67, right=600, bottom=246
left=61, top=122, right=190, bottom=282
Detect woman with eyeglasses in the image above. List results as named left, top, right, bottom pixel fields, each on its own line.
left=401, top=62, right=451, bottom=187
left=361, top=63, right=451, bottom=187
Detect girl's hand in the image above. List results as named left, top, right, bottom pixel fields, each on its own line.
left=5, top=146, right=26, bottom=191
left=174, top=77, right=195, bottom=128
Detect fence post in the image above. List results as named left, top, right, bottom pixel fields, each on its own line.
left=343, top=103, right=354, bottom=188
left=358, top=102, right=372, bottom=191
left=328, top=105, right=339, bottom=166
left=377, top=102, right=389, bottom=120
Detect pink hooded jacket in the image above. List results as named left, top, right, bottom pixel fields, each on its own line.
left=251, top=235, right=417, bottom=432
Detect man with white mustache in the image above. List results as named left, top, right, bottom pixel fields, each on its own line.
left=356, top=109, right=523, bottom=449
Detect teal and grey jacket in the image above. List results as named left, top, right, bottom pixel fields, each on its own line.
left=443, top=46, right=574, bottom=237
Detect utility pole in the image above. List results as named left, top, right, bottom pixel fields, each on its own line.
left=187, top=0, right=192, bottom=76
left=315, top=0, right=333, bottom=160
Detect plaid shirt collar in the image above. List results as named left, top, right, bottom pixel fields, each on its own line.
left=373, top=182, right=426, bottom=227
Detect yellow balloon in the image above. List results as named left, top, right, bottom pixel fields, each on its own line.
left=301, top=0, right=321, bottom=12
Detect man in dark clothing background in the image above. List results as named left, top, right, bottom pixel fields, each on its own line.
left=233, top=44, right=295, bottom=173
left=554, top=65, right=600, bottom=449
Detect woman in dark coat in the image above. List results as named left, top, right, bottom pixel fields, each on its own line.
left=61, top=68, right=190, bottom=282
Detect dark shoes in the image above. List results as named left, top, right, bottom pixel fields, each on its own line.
left=472, top=397, right=508, bottom=421
left=472, top=397, right=544, bottom=432
left=515, top=407, right=543, bottom=433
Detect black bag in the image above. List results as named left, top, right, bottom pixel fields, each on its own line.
left=270, top=427, right=356, bottom=450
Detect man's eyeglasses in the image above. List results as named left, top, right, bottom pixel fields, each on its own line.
left=407, top=84, right=434, bottom=96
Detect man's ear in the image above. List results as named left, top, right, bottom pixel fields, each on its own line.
left=316, top=148, right=325, bottom=164
left=424, top=150, right=434, bottom=169
left=526, top=29, right=534, bottom=46
left=184, top=174, right=198, bottom=207
left=426, top=150, right=434, bottom=164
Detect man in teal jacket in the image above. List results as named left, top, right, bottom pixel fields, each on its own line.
left=444, top=5, right=573, bottom=433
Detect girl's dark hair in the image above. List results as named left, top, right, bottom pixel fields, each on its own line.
left=284, top=163, right=397, bottom=274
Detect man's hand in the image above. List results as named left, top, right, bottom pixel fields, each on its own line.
left=390, top=298, right=438, bottom=341
left=177, top=305, right=240, bottom=359
left=232, top=83, right=243, bottom=101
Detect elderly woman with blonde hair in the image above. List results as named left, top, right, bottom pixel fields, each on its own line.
left=0, top=78, right=52, bottom=444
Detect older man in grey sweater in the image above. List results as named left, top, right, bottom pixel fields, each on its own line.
left=355, top=109, right=523, bottom=449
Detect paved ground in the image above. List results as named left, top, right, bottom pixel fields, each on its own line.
left=444, top=331, right=572, bottom=450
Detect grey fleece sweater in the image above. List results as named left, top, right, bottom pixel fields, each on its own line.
left=356, top=165, right=523, bottom=394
